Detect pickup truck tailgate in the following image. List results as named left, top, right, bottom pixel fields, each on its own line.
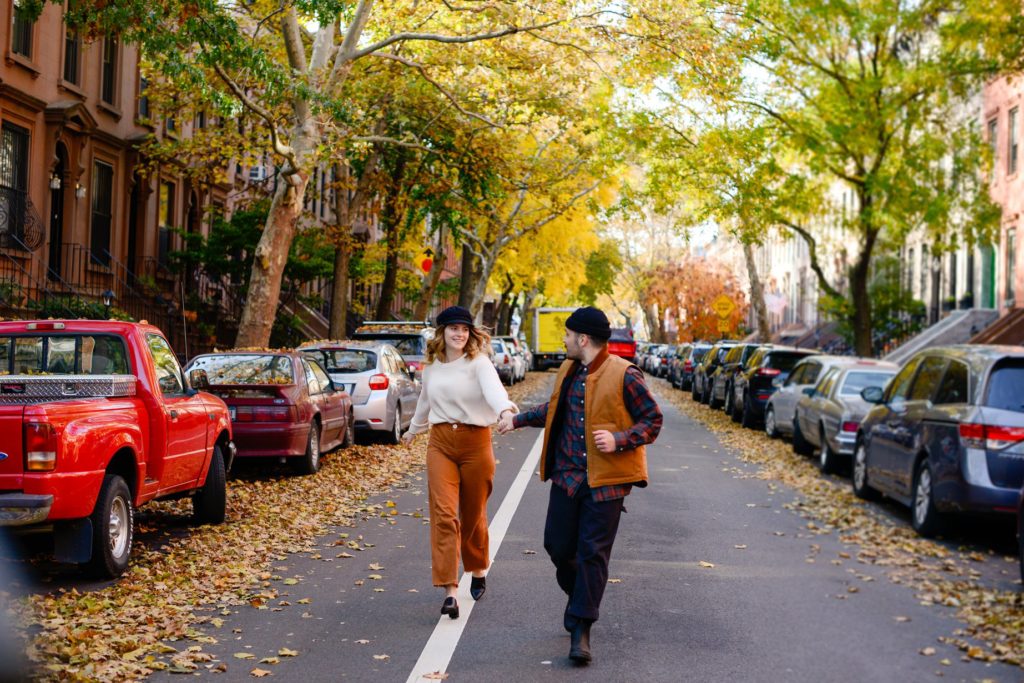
left=0, top=405, right=23, bottom=480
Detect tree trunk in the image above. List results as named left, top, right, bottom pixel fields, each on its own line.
left=496, top=275, right=515, bottom=333
left=234, top=171, right=310, bottom=347
left=329, top=240, right=352, bottom=339
left=413, top=224, right=445, bottom=320
left=643, top=303, right=661, bottom=343
left=850, top=212, right=878, bottom=356
left=743, top=240, right=771, bottom=342
left=457, top=247, right=477, bottom=308
left=521, top=288, right=537, bottom=348
left=374, top=155, right=408, bottom=320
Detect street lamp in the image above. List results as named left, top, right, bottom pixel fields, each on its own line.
left=101, top=289, right=115, bottom=319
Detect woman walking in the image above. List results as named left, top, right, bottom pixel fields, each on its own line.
left=403, top=306, right=517, bottom=619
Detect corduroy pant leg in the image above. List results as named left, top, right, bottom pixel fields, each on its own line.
left=568, top=485, right=625, bottom=623
left=427, top=427, right=462, bottom=587
left=457, top=427, right=495, bottom=575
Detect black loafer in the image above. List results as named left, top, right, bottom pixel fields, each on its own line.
left=470, top=575, right=486, bottom=601
left=441, top=597, right=459, bottom=619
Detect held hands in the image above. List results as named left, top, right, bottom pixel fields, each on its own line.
left=496, top=410, right=516, bottom=435
left=592, top=430, right=616, bottom=453
left=401, top=430, right=417, bottom=445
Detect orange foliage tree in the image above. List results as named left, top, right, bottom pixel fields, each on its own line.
left=642, top=258, right=748, bottom=342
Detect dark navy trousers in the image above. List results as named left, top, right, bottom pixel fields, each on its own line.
left=543, top=482, right=625, bottom=623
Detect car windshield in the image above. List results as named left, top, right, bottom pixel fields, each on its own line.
left=305, top=349, right=376, bottom=373
left=352, top=334, right=424, bottom=356
left=491, top=341, right=505, bottom=353
left=0, top=334, right=130, bottom=375
left=191, top=354, right=294, bottom=385
left=766, top=352, right=811, bottom=371
left=840, top=371, right=895, bottom=396
left=692, top=348, right=710, bottom=361
left=985, top=361, right=1024, bottom=412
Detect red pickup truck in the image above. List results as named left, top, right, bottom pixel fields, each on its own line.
left=0, top=320, right=234, bottom=578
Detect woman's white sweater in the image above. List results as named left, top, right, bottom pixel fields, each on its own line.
left=408, top=353, right=518, bottom=434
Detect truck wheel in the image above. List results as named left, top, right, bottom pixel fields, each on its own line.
left=193, top=444, right=227, bottom=525
left=86, top=474, right=134, bottom=578
left=341, top=409, right=355, bottom=448
left=296, top=421, right=322, bottom=475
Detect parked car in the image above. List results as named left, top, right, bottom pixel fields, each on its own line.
left=608, top=328, right=637, bottom=364
left=854, top=345, right=1024, bottom=537
left=792, top=360, right=898, bottom=473
left=299, top=340, right=420, bottom=444
left=351, top=321, right=434, bottom=378
left=731, top=347, right=818, bottom=427
left=764, top=355, right=853, bottom=440
left=711, top=343, right=761, bottom=413
left=1018, top=486, right=1024, bottom=582
left=676, top=343, right=711, bottom=391
left=667, top=343, right=692, bottom=388
left=496, top=336, right=529, bottom=382
left=187, top=350, right=352, bottom=472
left=518, top=340, right=534, bottom=372
left=491, top=338, right=519, bottom=385
left=635, top=342, right=654, bottom=373
left=693, top=341, right=739, bottom=404
left=0, top=320, right=233, bottom=578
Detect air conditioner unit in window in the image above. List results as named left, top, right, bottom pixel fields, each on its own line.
left=248, top=166, right=267, bottom=182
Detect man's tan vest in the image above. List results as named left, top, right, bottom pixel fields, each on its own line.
left=540, top=352, right=649, bottom=488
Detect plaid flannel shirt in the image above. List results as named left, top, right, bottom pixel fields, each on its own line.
left=514, top=357, right=662, bottom=502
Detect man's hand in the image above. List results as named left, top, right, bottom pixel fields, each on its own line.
left=401, top=430, right=417, bottom=445
left=592, top=430, right=616, bottom=453
left=496, top=411, right=516, bottom=435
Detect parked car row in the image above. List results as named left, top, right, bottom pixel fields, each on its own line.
left=670, top=338, right=1024, bottom=578
left=0, top=315, right=539, bottom=580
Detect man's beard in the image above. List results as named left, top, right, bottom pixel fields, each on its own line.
left=565, top=341, right=581, bottom=360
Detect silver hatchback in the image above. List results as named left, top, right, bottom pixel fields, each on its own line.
left=299, top=340, right=420, bottom=444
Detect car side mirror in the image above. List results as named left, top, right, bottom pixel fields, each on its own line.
left=188, top=368, right=210, bottom=391
left=860, top=386, right=884, bottom=404
left=802, top=387, right=816, bottom=397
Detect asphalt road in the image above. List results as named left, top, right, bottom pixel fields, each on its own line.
left=149, top=374, right=1022, bottom=682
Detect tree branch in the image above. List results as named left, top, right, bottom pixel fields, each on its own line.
left=781, top=221, right=842, bottom=299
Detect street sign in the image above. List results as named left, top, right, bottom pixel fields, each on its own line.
left=717, top=319, right=731, bottom=333
left=415, top=248, right=434, bottom=274
left=712, top=294, right=735, bottom=318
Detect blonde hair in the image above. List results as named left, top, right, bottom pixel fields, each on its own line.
left=426, top=324, right=492, bottom=363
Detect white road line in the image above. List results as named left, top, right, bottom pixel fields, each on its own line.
left=405, top=430, right=545, bottom=683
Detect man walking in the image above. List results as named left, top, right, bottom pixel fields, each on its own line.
left=498, top=306, right=662, bottom=665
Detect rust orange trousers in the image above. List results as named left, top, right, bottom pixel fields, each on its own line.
left=427, top=423, right=495, bottom=587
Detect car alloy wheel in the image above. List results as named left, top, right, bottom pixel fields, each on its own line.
left=912, top=462, right=943, bottom=537
left=852, top=442, right=878, bottom=500
left=765, top=407, right=778, bottom=438
left=389, top=407, right=403, bottom=445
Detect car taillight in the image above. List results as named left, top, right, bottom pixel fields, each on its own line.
left=959, top=423, right=1024, bottom=450
left=503, top=354, right=510, bottom=365
left=841, top=421, right=859, bottom=433
left=235, top=406, right=295, bottom=422
left=684, top=360, right=692, bottom=371
left=756, top=368, right=781, bottom=377
left=25, top=422, right=57, bottom=471
left=368, top=374, right=390, bottom=390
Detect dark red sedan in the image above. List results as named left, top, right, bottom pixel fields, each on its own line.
left=186, top=351, right=354, bottom=474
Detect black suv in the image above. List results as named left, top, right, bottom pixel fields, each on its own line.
left=709, top=343, right=762, bottom=412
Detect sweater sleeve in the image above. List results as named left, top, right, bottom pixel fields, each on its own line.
left=408, top=366, right=432, bottom=435
left=476, top=355, right=518, bottom=418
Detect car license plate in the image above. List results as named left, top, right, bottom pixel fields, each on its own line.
left=229, top=407, right=236, bottom=421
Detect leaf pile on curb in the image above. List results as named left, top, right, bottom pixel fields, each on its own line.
left=654, top=380, right=1023, bottom=668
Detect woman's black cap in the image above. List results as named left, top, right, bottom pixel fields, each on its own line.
left=565, top=306, right=611, bottom=341
left=436, top=305, right=475, bottom=328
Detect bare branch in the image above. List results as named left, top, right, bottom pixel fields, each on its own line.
left=781, top=221, right=842, bottom=299
left=211, top=62, right=297, bottom=172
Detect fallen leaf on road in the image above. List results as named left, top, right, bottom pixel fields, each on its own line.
left=250, top=668, right=272, bottom=677
left=368, top=563, right=384, bottom=571
left=895, top=616, right=911, bottom=623
left=283, top=578, right=299, bottom=585
left=607, top=578, right=622, bottom=584
left=423, top=672, right=449, bottom=680
left=234, top=653, right=255, bottom=660
left=278, top=648, right=299, bottom=657
left=699, top=561, right=715, bottom=569
left=523, top=550, right=537, bottom=555
left=734, top=545, right=747, bottom=550
left=355, top=640, right=370, bottom=645
left=920, top=648, right=936, bottom=656
left=373, top=654, right=390, bottom=661
left=259, top=657, right=279, bottom=665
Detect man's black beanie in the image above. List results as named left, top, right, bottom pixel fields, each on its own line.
left=565, top=306, right=611, bottom=341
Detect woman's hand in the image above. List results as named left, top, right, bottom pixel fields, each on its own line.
left=401, top=430, right=417, bottom=445
left=496, top=410, right=516, bottom=435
